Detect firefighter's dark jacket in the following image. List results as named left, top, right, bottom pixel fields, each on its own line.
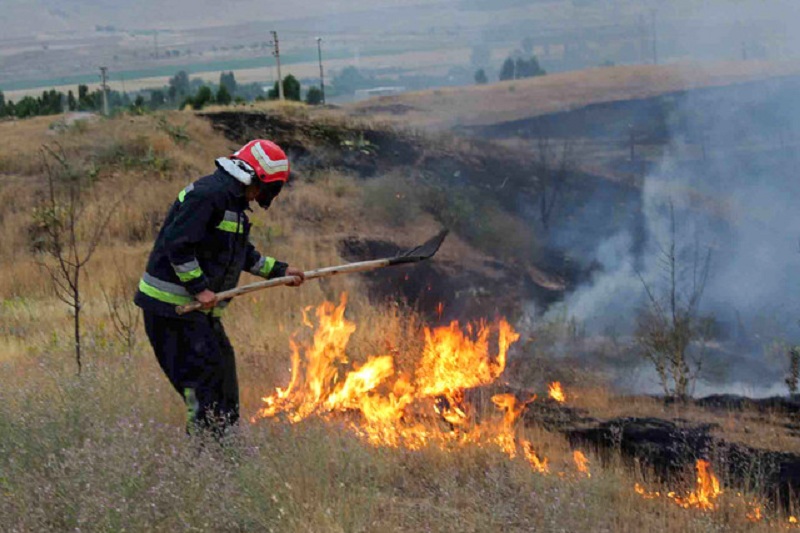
left=134, top=167, right=287, bottom=320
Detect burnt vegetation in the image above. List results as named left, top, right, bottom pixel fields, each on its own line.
left=2, top=69, right=800, bottom=528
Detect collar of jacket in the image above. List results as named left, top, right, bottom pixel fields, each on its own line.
left=213, top=167, right=248, bottom=201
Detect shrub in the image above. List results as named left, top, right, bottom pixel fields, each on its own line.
left=306, top=86, right=324, bottom=106
left=788, top=347, right=800, bottom=395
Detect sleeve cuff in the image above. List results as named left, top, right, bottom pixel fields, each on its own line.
left=268, top=261, right=289, bottom=279
left=185, top=277, right=209, bottom=295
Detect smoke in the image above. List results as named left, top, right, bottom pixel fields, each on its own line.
left=540, top=73, right=800, bottom=396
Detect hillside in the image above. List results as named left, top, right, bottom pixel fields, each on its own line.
left=349, top=60, right=800, bottom=129
left=0, top=108, right=798, bottom=531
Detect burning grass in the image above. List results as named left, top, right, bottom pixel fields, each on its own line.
left=0, top=111, right=798, bottom=531
left=253, top=293, right=527, bottom=452
left=1, top=287, right=797, bottom=531
left=249, top=293, right=798, bottom=530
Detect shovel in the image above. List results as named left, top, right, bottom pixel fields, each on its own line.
left=176, top=230, right=448, bottom=315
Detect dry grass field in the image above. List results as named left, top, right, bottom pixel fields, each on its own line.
left=350, top=60, right=800, bottom=130
left=0, top=108, right=797, bottom=531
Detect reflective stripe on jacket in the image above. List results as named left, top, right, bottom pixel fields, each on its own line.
left=134, top=168, right=287, bottom=320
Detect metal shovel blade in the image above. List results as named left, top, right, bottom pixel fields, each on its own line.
left=389, top=230, right=449, bottom=265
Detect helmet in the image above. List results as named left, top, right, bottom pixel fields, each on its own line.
left=231, top=140, right=289, bottom=209
left=231, top=140, right=290, bottom=184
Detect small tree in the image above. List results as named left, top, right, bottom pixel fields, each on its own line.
left=331, top=66, right=368, bottom=95
left=36, top=146, right=118, bottom=374
left=67, top=90, right=77, bottom=111
left=499, top=58, right=516, bottom=81
left=188, top=85, right=214, bottom=110
left=219, top=71, right=237, bottom=95
left=516, top=56, right=545, bottom=78
left=636, top=203, right=713, bottom=401
left=169, top=70, right=191, bottom=101
left=787, top=347, right=800, bottom=396
left=281, top=75, right=301, bottom=101
left=149, top=89, right=165, bottom=108
left=268, top=75, right=302, bottom=101
left=216, top=84, right=232, bottom=106
left=101, top=268, right=140, bottom=359
left=305, top=86, right=323, bottom=105
left=531, top=136, right=576, bottom=231
left=474, top=68, right=488, bottom=85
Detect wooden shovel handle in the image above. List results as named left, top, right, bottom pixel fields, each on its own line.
left=175, top=259, right=390, bottom=315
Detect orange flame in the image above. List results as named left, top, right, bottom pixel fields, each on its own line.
left=491, top=393, right=526, bottom=457
left=255, top=294, right=528, bottom=454
left=636, top=459, right=722, bottom=512
left=634, top=483, right=661, bottom=499
left=522, top=441, right=550, bottom=473
left=257, top=295, right=800, bottom=526
left=417, top=319, right=519, bottom=427
left=633, top=463, right=800, bottom=524
left=746, top=504, right=763, bottom=523
left=573, top=450, right=591, bottom=477
left=548, top=382, right=566, bottom=403
left=669, top=460, right=722, bottom=510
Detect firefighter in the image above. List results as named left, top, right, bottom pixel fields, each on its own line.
left=134, top=139, right=304, bottom=436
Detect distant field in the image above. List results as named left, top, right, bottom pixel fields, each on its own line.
left=3, top=45, right=492, bottom=102
left=349, top=60, right=800, bottom=129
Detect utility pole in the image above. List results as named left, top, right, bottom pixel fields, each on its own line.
left=316, top=37, right=326, bottom=104
left=271, top=30, right=284, bottom=101
left=99, top=66, right=109, bottom=116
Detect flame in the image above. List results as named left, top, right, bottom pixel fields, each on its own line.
left=491, top=393, right=526, bottom=457
left=416, top=319, right=519, bottom=428
left=635, top=459, right=722, bottom=511
left=258, top=296, right=796, bottom=526
left=634, top=483, right=661, bottom=499
left=746, top=504, right=763, bottom=523
left=522, top=441, right=550, bottom=473
left=634, top=462, right=800, bottom=525
left=548, top=382, right=566, bottom=403
left=573, top=450, right=591, bottom=477
left=255, top=294, right=536, bottom=456
left=669, top=460, right=722, bottom=510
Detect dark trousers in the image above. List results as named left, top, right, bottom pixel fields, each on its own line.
left=143, top=312, right=239, bottom=435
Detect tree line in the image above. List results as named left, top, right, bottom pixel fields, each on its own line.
left=0, top=70, right=327, bottom=120
left=0, top=85, right=127, bottom=119
left=474, top=55, right=546, bottom=85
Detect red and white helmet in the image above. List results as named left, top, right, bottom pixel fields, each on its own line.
left=231, top=139, right=290, bottom=184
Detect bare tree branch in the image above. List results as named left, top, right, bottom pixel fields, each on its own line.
left=36, top=144, right=120, bottom=375
left=635, top=198, right=713, bottom=401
